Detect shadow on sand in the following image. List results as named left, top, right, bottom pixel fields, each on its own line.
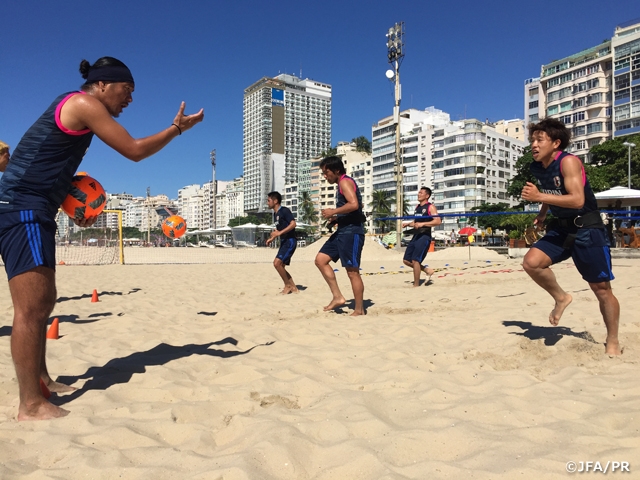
left=53, top=337, right=274, bottom=405
left=502, top=320, right=598, bottom=347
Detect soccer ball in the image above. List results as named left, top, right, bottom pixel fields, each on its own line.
left=61, top=174, right=107, bottom=220
left=162, top=215, right=187, bottom=239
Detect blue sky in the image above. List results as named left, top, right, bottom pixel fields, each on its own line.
left=2, top=0, right=638, bottom=198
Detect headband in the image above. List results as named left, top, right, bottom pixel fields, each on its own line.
left=85, top=65, right=135, bottom=85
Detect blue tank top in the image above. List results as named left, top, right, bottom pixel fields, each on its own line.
left=413, top=202, right=433, bottom=236
left=530, top=151, right=597, bottom=219
left=275, top=205, right=297, bottom=240
left=0, top=92, right=95, bottom=217
left=336, top=174, right=364, bottom=235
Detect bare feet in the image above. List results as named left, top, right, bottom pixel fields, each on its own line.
left=281, top=285, right=299, bottom=295
left=605, top=339, right=622, bottom=356
left=549, top=294, right=572, bottom=325
left=350, top=309, right=366, bottom=316
left=44, top=379, right=77, bottom=393
left=323, top=296, right=346, bottom=311
left=423, top=267, right=434, bottom=277
left=18, top=400, right=69, bottom=421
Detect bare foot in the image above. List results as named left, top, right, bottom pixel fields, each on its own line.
left=549, top=294, right=572, bottom=325
left=45, top=380, right=77, bottom=393
left=324, top=296, right=346, bottom=311
left=423, top=267, right=434, bottom=277
left=605, top=339, right=622, bottom=356
left=280, top=286, right=300, bottom=295
left=350, top=309, right=366, bottom=316
left=18, top=400, right=69, bottom=421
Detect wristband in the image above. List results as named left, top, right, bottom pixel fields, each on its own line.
left=172, top=123, right=182, bottom=135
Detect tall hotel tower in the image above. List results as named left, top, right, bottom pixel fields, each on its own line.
left=243, top=74, right=332, bottom=213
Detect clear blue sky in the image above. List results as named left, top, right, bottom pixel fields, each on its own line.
left=2, top=0, right=637, bottom=198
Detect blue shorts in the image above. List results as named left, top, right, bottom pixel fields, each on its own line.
left=403, top=234, right=431, bottom=263
left=319, top=232, right=364, bottom=268
left=0, top=210, right=57, bottom=280
left=532, top=227, right=614, bottom=283
left=276, top=237, right=297, bottom=265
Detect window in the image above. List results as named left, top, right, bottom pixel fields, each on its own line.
left=529, top=100, right=538, bottom=109
left=572, top=111, right=585, bottom=123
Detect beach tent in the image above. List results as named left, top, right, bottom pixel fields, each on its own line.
left=595, top=186, right=640, bottom=208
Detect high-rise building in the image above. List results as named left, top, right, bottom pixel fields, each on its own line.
left=372, top=107, right=450, bottom=211
left=612, top=19, right=640, bottom=137
left=529, top=18, right=640, bottom=159
left=243, top=74, right=332, bottom=214
left=539, top=41, right=612, bottom=161
left=431, top=119, right=527, bottom=232
left=215, top=177, right=244, bottom=228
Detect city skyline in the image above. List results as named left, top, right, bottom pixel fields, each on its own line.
left=3, top=1, right=638, bottom=197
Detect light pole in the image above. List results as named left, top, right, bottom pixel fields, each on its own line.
left=211, top=149, right=217, bottom=229
left=386, top=22, right=405, bottom=249
left=622, top=141, right=635, bottom=189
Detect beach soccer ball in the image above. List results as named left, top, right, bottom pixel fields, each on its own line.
left=61, top=174, right=107, bottom=220
left=162, top=215, right=187, bottom=239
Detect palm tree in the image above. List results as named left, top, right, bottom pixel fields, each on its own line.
left=298, top=190, right=318, bottom=225
left=369, top=189, right=393, bottom=233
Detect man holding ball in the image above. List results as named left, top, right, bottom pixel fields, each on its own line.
left=0, top=56, right=204, bottom=420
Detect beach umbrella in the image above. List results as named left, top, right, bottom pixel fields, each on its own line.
left=595, top=186, right=640, bottom=208
left=459, top=227, right=477, bottom=235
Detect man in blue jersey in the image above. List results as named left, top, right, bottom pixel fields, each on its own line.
left=0, top=57, right=204, bottom=420
left=266, top=191, right=298, bottom=294
left=402, top=187, right=441, bottom=286
left=521, top=118, right=620, bottom=356
left=315, top=156, right=365, bottom=316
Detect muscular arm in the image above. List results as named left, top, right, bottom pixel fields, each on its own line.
left=61, top=95, right=203, bottom=162
left=521, top=156, right=585, bottom=210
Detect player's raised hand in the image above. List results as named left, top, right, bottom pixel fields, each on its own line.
left=173, top=102, right=204, bottom=133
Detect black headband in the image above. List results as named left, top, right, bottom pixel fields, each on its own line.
left=85, top=65, right=134, bottom=85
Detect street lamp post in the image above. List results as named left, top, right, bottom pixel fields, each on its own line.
left=622, top=141, right=635, bottom=189
left=386, top=22, right=405, bottom=249
left=211, top=149, right=217, bottom=229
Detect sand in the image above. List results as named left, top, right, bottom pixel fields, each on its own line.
left=1, top=239, right=639, bottom=479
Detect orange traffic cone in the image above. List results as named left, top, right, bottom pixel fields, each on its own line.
left=91, top=289, right=99, bottom=302
left=428, top=241, right=435, bottom=253
left=46, top=318, right=59, bottom=340
left=40, top=379, right=51, bottom=399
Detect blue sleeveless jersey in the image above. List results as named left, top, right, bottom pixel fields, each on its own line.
left=413, top=202, right=433, bottom=236
left=530, top=151, right=597, bottom=219
left=336, top=174, right=364, bottom=235
left=0, top=92, right=94, bottom=217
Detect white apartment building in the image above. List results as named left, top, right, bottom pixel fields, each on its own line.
left=539, top=41, right=612, bottom=160
left=178, top=184, right=204, bottom=230
left=612, top=19, right=640, bottom=137
left=124, top=194, right=172, bottom=232
left=530, top=19, right=640, bottom=157
left=431, top=119, right=526, bottom=232
left=524, top=77, right=542, bottom=125
left=243, top=74, right=332, bottom=214
left=282, top=183, right=299, bottom=219
left=372, top=107, right=450, bottom=211
left=215, top=177, right=244, bottom=228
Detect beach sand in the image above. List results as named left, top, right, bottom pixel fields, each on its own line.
left=1, top=240, right=639, bottom=479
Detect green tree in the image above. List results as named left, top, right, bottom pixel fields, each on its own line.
left=298, top=190, right=318, bottom=224
left=369, top=189, right=393, bottom=233
left=320, top=147, right=337, bottom=157
left=588, top=135, right=640, bottom=191
left=506, top=146, right=536, bottom=202
left=351, top=136, right=372, bottom=154
left=228, top=215, right=262, bottom=227
left=469, top=202, right=512, bottom=229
